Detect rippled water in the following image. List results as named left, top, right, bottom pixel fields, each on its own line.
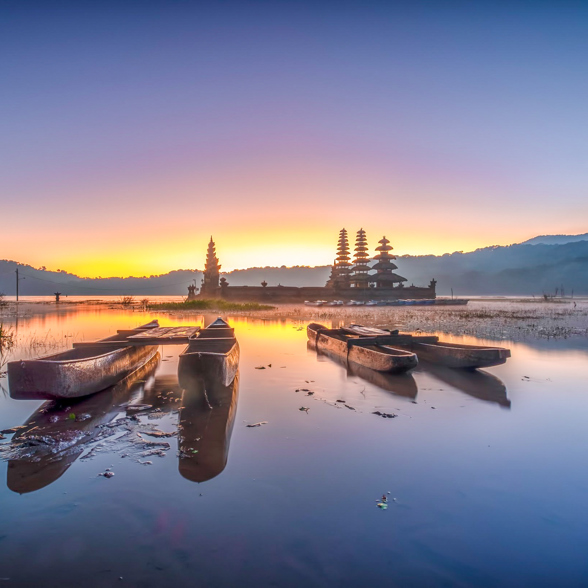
left=1, top=306, right=588, bottom=587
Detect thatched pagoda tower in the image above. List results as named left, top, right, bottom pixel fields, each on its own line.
left=326, top=228, right=352, bottom=288
left=372, top=236, right=406, bottom=288
left=351, top=228, right=370, bottom=288
left=201, top=237, right=221, bottom=296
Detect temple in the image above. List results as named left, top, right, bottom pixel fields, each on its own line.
left=372, top=236, right=406, bottom=288
left=193, top=230, right=436, bottom=302
left=351, top=229, right=370, bottom=288
left=325, top=228, right=351, bottom=288
left=200, top=237, right=221, bottom=297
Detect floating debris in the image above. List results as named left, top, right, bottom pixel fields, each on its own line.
left=376, top=502, right=387, bottom=510
left=306, top=391, right=314, bottom=396
left=345, top=405, right=355, bottom=410
left=255, top=366, right=266, bottom=370
left=372, top=411, right=397, bottom=419
left=336, top=400, right=346, bottom=403
left=142, top=430, right=177, bottom=438
left=246, top=421, right=268, bottom=428
left=299, top=407, right=310, bottom=413
left=100, top=471, right=115, bottom=479
left=127, top=404, right=153, bottom=413
left=1, top=426, right=27, bottom=435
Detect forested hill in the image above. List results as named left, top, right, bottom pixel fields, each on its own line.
left=1, top=238, right=588, bottom=297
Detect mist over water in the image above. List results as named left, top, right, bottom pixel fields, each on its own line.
left=1, top=305, right=588, bottom=586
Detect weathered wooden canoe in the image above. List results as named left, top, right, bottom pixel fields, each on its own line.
left=403, top=340, right=511, bottom=369
left=178, top=372, right=239, bottom=483
left=8, top=321, right=160, bottom=400
left=307, top=323, right=418, bottom=374
left=178, top=318, right=240, bottom=387
left=6, top=355, right=160, bottom=494
left=344, top=324, right=511, bottom=369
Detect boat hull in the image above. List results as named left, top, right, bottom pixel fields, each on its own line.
left=8, top=344, right=159, bottom=400
left=179, top=341, right=240, bottom=388
left=307, top=323, right=417, bottom=374
left=407, top=341, right=510, bottom=369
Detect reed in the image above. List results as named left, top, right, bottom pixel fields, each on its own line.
left=0, top=323, right=15, bottom=369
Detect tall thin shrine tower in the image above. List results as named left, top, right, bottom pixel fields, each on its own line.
left=326, top=228, right=352, bottom=288
left=351, top=228, right=370, bottom=288
left=201, top=237, right=221, bottom=296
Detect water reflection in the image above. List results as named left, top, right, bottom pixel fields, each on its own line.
left=418, top=361, right=511, bottom=408
left=5, top=355, right=161, bottom=494
left=178, top=372, right=240, bottom=483
left=311, top=343, right=418, bottom=399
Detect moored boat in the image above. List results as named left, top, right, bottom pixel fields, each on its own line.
left=400, top=339, right=511, bottom=369
left=307, top=323, right=418, bottom=374
left=343, top=324, right=511, bottom=369
left=7, top=321, right=160, bottom=400
left=6, top=355, right=160, bottom=494
left=178, top=318, right=240, bottom=387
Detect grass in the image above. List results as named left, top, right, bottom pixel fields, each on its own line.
left=0, top=323, right=15, bottom=369
left=148, top=299, right=275, bottom=312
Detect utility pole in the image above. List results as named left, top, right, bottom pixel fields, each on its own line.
left=15, top=266, right=25, bottom=302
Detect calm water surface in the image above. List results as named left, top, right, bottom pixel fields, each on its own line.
left=1, top=307, right=588, bottom=587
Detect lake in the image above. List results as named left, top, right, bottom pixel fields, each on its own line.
left=1, top=304, right=588, bottom=587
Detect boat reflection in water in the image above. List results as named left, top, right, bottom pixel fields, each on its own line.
left=177, top=369, right=240, bottom=483
left=310, top=343, right=418, bottom=399
left=417, top=361, right=511, bottom=408
left=6, top=354, right=161, bottom=494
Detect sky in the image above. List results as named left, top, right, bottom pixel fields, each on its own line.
left=1, top=0, right=587, bottom=277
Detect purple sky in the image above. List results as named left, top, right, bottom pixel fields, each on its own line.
left=1, top=1, right=587, bottom=276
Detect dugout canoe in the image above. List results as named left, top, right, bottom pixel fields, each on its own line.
left=178, top=318, right=240, bottom=387
left=7, top=321, right=160, bottom=400
left=307, top=323, right=418, bottom=374
left=6, top=355, right=160, bottom=494
left=343, top=324, right=511, bottom=369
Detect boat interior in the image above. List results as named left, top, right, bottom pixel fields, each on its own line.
left=183, top=337, right=236, bottom=354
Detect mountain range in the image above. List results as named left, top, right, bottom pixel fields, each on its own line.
left=1, top=233, right=587, bottom=297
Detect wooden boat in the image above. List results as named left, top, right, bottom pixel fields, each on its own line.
left=7, top=321, right=160, bottom=400
left=344, top=324, right=510, bottom=369
left=403, top=339, right=510, bottom=369
left=434, top=299, right=469, bottom=306
left=178, top=372, right=239, bottom=483
left=178, top=318, right=239, bottom=387
left=6, top=355, right=160, bottom=494
left=307, top=323, right=417, bottom=374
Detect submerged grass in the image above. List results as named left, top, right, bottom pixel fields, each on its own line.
left=148, top=299, right=275, bottom=312
left=0, top=323, right=15, bottom=370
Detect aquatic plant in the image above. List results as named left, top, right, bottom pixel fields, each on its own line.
left=0, top=323, right=15, bottom=369
left=148, top=299, right=274, bottom=312
left=119, top=296, right=135, bottom=306
left=0, top=293, right=6, bottom=308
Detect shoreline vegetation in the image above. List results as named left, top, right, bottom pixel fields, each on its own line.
left=147, top=299, right=275, bottom=312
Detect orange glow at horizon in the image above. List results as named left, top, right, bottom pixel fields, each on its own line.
left=6, top=223, right=550, bottom=279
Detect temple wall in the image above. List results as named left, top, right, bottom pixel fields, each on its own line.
left=216, top=285, right=436, bottom=303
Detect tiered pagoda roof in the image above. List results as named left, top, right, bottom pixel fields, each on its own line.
left=326, top=228, right=352, bottom=288
left=372, top=236, right=406, bottom=286
left=351, top=228, right=370, bottom=288
left=202, top=236, right=221, bottom=293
